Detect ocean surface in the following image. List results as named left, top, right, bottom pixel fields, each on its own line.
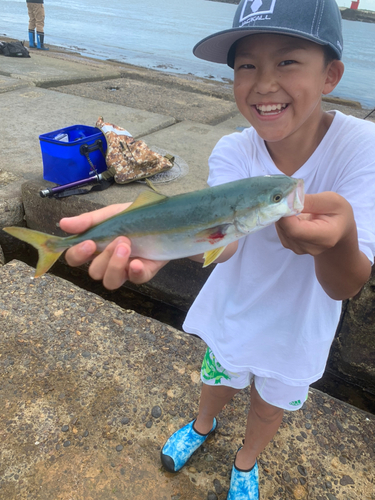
left=2, top=0, right=375, bottom=109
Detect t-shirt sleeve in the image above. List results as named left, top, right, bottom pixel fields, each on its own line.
left=338, top=169, right=375, bottom=264
left=333, top=122, right=375, bottom=264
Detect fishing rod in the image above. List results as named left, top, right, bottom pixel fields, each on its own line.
left=363, top=108, right=375, bottom=120
left=39, top=167, right=115, bottom=198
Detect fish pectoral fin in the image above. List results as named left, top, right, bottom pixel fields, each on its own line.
left=203, top=246, right=227, bottom=268
left=121, top=190, right=168, bottom=213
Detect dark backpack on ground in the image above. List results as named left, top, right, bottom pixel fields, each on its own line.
left=0, top=41, right=30, bottom=58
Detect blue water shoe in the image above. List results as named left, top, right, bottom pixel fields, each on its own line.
left=227, top=460, right=259, bottom=500
left=161, top=418, right=217, bottom=472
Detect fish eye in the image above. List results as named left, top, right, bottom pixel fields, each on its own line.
left=273, top=193, right=282, bottom=203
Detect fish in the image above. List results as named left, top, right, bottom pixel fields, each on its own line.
left=2, top=175, right=304, bottom=278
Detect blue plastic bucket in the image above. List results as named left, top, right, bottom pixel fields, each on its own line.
left=39, top=124, right=107, bottom=185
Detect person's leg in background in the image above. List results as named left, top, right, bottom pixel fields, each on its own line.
left=27, top=3, right=36, bottom=48
left=36, top=4, right=49, bottom=50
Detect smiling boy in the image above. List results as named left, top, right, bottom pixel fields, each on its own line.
left=233, top=35, right=340, bottom=175
left=60, top=0, right=375, bottom=498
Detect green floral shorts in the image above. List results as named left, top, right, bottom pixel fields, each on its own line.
left=200, top=347, right=309, bottom=411
left=201, top=347, right=242, bottom=386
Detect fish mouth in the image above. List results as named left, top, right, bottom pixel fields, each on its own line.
left=286, top=179, right=305, bottom=215
left=255, top=103, right=289, bottom=116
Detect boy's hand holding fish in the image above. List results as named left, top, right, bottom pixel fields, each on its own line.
left=60, top=204, right=169, bottom=290
left=275, top=191, right=371, bottom=300
left=276, top=192, right=354, bottom=257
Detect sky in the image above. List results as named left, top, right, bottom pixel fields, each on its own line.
left=337, top=0, right=375, bottom=10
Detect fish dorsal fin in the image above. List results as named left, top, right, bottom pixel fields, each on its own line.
left=122, top=190, right=168, bottom=213
left=203, top=246, right=227, bottom=268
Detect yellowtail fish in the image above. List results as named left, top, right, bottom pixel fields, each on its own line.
left=3, top=175, right=304, bottom=278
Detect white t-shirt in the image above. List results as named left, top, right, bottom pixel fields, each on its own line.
left=183, top=111, right=375, bottom=386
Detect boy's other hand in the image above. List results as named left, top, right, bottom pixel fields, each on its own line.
left=276, top=192, right=371, bottom=300
left=275, top=192, right=356, bottom=256
left=59, top=204, right=168, bottom=290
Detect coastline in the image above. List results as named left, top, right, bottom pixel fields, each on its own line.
left=0, top=34, right=372, bottom=116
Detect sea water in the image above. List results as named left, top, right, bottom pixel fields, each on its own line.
left=2, top=0, right=375, bottom=108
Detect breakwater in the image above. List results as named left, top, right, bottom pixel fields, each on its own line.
left=209, top=0, right=375, bottom=24
left=340, top=7, right=375, bottom=23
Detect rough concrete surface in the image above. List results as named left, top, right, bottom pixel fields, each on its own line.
left=52, top=77, right=239, bottom=125
left=1, top=261, right=375, bottom=500
left=0, top=75, right=30, bottom=94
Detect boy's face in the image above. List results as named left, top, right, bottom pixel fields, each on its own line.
left=233, top=34, right=342, bottom=145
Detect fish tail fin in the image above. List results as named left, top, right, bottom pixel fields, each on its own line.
left=3, top=226, right=66, bottom=277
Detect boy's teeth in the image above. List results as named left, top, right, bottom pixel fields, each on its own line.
left=256, top=104, right=287, bottom=114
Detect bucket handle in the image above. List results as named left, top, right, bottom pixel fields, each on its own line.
left=80, top=139, right=106, bottom=174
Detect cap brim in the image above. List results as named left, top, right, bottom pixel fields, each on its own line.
left=193, top=27, right=329, bottom=65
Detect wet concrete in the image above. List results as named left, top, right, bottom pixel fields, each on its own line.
left=51, top=75, right=239, bottom=126
left=1, top=260, right=375, bottom=500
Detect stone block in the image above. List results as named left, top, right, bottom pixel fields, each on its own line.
left=329, top=266, right=375, bottom=391
left=0, top=170, right=25, bottom=252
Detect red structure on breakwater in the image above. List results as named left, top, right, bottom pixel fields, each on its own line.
left=350, top=1, right=359, bottom=9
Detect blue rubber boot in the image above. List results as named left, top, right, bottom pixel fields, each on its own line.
left=37, top=32, right=49, bottom=50
left=161, top=418, right=217, bottom=472
left=28, top=30, right=36, bottom=48
left=227, top=460, right=259, bottom=500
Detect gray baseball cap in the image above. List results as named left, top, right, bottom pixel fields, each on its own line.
left=193, top=0, right=343, bottom=68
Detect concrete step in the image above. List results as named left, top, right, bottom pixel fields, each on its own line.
left=0, top=50, right=122, bottom=87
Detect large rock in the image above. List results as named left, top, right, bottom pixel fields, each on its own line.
left=329, top=266, right=375, bottom=394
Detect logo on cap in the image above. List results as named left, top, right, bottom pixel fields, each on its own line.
left=239, top=0, right=276, bottom=25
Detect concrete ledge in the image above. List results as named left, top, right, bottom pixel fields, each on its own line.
left=0, top=260, right=374, bottom=500
left=52, top=76, right=239, bottom=125
left=0, top=75, right=32, bottom=94
left=0, top=50, right=122, bottom=88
